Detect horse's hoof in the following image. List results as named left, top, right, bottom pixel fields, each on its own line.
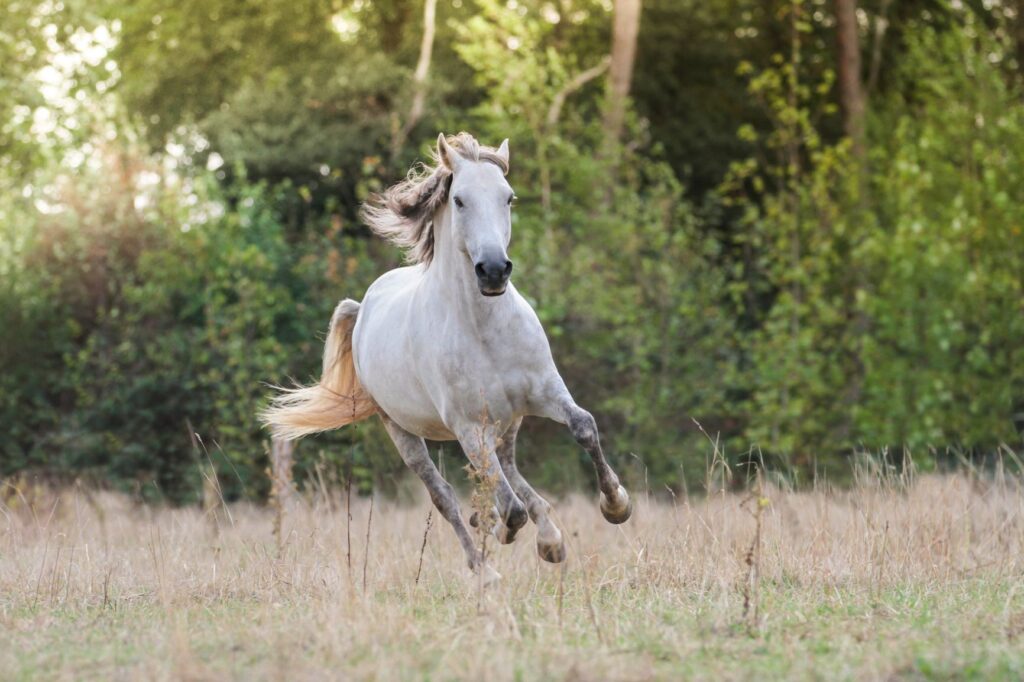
left=536, top=520, right=565, bottom=563
left=600, top=485, right=632, bottom=524
left=496, top=522, right=519, bottom=545
left=505, top=504, right=528, bottom=533
left=492, top=501, right=527, bottom=544
left=537, top=539, right=566, bottom=563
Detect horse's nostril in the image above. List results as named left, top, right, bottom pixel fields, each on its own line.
left=476, top=259, right=511, bottom=284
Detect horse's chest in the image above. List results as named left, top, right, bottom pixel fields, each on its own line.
left=437, top=340, right=533, bottom=409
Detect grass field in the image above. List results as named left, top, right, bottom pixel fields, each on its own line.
left=2, top=467, right=1023, bottom=681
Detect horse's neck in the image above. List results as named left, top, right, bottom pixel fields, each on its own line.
left=425, top=206, right=508, bottom=319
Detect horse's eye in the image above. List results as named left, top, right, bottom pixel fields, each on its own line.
left=453, top=196, right=464, bottom=209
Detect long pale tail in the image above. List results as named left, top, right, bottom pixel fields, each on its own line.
left=260, top=299, right=376, bottom=440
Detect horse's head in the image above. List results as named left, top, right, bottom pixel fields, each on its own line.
left=437, top=134, right=514, bottom=297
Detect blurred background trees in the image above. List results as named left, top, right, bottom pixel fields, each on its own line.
left=1, top=0, right=1022, bottom=503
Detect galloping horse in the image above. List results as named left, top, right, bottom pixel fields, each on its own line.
left=261, top=133, right=632, bottom=575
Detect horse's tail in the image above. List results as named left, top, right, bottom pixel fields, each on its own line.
left=260, top=299, right=376, bottom=441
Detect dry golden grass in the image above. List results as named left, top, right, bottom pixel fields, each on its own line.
left=2, top=469, right=1024, bottom=680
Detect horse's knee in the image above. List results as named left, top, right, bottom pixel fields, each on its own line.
left=568, top=408, right=600, bottom=451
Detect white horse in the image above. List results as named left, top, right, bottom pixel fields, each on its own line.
left=262, top=133, right=631, bottom=573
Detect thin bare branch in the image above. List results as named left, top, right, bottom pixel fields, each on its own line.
left=392, top=0, right=438, bottom=158
left=547, top=57, right=611, bottom=130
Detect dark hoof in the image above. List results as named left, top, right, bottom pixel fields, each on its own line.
left=495, top=503, right=528, bottom=544
left=496, top=522, right=519, bottom=544
left=538, top=540, right=566, bottom=563
left=504, top=505, right=528, bottom=533
left=600, top=486, right=633, bottom=524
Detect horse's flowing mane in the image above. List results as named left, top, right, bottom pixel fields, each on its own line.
left=360, top=133, right=509, bottom=265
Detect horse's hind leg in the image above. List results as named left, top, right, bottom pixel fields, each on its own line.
left=554, top=399, right=632, bottom=524
left=379, top=414, right=488, bottom=576
left=455, top=427, right=528, bottom=544
left=496, top=419, right=565, bottom=563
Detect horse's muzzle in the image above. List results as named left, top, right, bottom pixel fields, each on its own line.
left=475, top=258, right=513, bottom=296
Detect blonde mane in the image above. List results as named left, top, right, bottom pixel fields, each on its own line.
left=360, top=133, right=510, bottom=265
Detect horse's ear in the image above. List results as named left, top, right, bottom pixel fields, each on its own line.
left=496, top=139, right=509, bottom=171
left=437, top=133, right=462, bottom=172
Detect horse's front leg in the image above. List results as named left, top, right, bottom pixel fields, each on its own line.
left=456, top=426, right=528, bottom=544
left=555, top=399, right=632, bottom=524
left=496, top=419, right=566, bottom=562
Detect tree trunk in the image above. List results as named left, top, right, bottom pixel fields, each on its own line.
left=269, top=436, right=296, bottom=550
left=835, top=0, right=865, bottom=157
left=604, top=0, right=642, bottom=141
left=269, top=437, right=296, bottom=510
left=834, top=0, right=872, bottom=447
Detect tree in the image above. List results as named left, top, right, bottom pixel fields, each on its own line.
left=835, top=0, right=866, bottom=156
left=604, top=0, right=642, bottom=141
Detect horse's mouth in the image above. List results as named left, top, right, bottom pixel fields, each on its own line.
left=480, top=286, right=507, bottom=297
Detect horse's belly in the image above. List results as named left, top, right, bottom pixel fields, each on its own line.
left=373, top=387, right=456, bottom=441
left=387, top=412, right=455, bottom=441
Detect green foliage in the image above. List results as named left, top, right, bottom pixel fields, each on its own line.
left=723, top=15, right=1024, bottom=470
left=721, top=30, right=860, bottom=467
left=0, top=150, right=390, bottom=501
left=634, top=0, right=768, bottom=195
left=858, top=25, right=1024, bottom=450
left=2, top=0, right=1022, bottom=502
left=0, top=1, right=47, bottom=181
left=105, top=0, right=483, bottom=214
left=107, top=0, right=345, bottom=144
